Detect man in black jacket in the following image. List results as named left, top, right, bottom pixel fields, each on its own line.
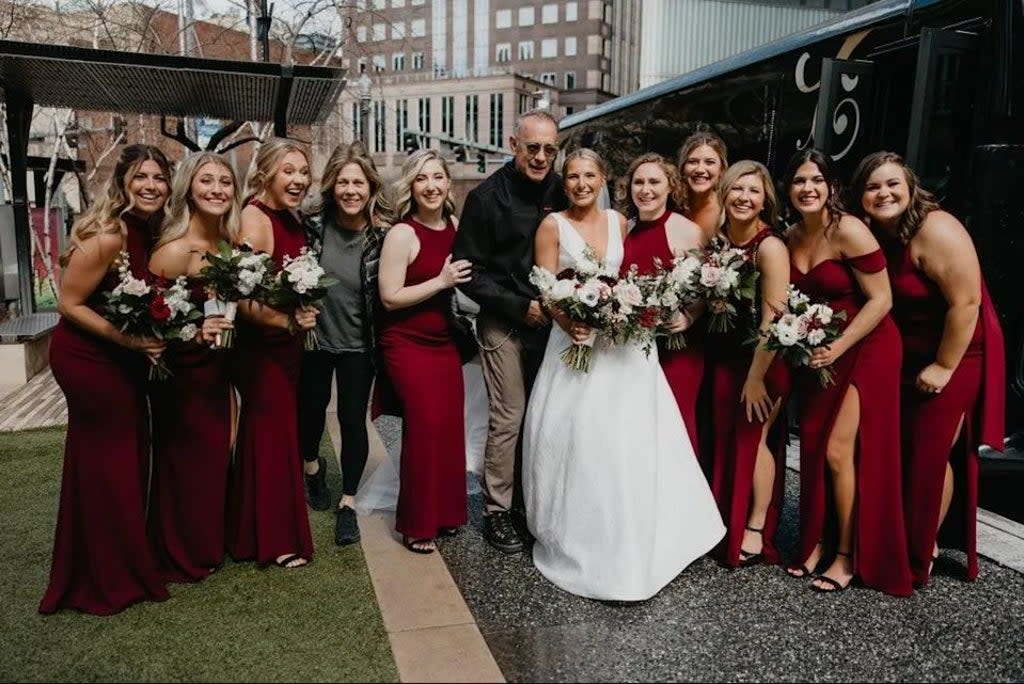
left=453, top=109, right=567, bottom=553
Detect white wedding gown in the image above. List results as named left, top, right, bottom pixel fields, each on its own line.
left=523, top=210, right=725, bottom=601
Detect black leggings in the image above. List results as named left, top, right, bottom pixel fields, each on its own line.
left=298, top=350, right=375, bottom=497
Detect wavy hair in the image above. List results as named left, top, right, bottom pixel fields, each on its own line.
left=615, top=152, right=683, bottom=220
left=158, top=152, right=241, bottom=249
left=244, top=137, right=310, bottom=204
left=850, top=150, right=940, bottom=243
left=782, top=148, right=846, bottom=233
left=719, top=159, right=779, bottom=229
left=318, top=141, right=394, bottom=230
left=60, top=144, right=172, bottom=268
left=676, top=130, right=729, bottom=215
left=392, top=149, right=457, bottom=221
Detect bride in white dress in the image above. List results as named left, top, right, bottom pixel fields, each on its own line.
left=524, top=149, right=725, bottom=601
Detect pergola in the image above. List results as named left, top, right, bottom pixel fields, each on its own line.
left=0, top=38, right=346, bottom=317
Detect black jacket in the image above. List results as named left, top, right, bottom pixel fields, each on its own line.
left=453, top=161, right=568, bottom=325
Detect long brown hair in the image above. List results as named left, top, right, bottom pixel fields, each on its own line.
left=615, top=152, right=683, bottom=220
left=318, top=141, right=393, bottom=229
left=782, top=148, right=845, bottom=234
left=850, top=151, right=940, bottom=243
left=60, top=144, right=172, bottom=268
left=676, top=130, right=729, bottom=215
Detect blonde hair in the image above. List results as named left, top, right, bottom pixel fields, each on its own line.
left=392, top=149, right=456, bottom=221
left=719, top=160, right=779, bottom=229
left=615, top=152, right=683, bottom=220
left=158, top=152, right=241, bottom=248
left=318, top=141, right=394, bottom=229
left=561, top=147, right=608, bottom=180
left=677, top=131, right=729, bottom=215
left=244, top=137, right=310, bottom=204
left=60, top=144, right=172, bottom=268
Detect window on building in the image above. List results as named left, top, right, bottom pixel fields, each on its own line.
left=603, top=38, right=611, bottom=58
left=411, top=18, right=426, bottom=37
left=564, top=105, right=575, bottom=115
left=495, top=9, right=512, bottom=28
left=518, top=6, right=534, bottom=26
left=396, top=99, right=409, bottom=150
left=392, top=53, right=405, bottom=70
left=372, top=0, right=385, bottom=8
left=411, top=0, right=424, bottom=5
left=565, top=71, right=576, bottom=89
left=541, top=38, right=557, bottom=58
left=372, top=23, right=386, bottom=41
left=372, top=54, right=386, bottom=72
left=392, top=0, right=405, bottom=6
left=356, top=26, right=366, bottom=42
left=418, top=97, right=431, bottom=134
left=541, top=72, right=557, bottom=86
left=392, top=22, right=406, bottom=40
left=489, top=93, right=504, bottom=147
left=565, top=1, right=577, bottom=21
left=465, top=94, right=479, bottom=143
left=564, top=36, right=577, bottom=56
left=352, top=101, right=362, bottom=141
left=542, top=4, right=558, bottom=23
left=602, top=73, right=610, bottom=91
left=373, top=101, right=386, bottom=152
left=442, top=96, right=454, bottom=136
left=412, top=52, right=424, bottom=69
left=518, top=93, right=530, bottom=114
left=495, top=43, right=511, bottom=63
left=518, top=41, right=534, bottom=60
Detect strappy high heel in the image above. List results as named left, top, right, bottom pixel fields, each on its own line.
left=811, top=550, right=853, bottom=593
left=739, top=525, right=765, bottom=567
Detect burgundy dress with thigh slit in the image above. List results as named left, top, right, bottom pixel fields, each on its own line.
left=621, top=210, right=706, bottom=456
left=226, top=200, right=314, bottom=564
left=883, top=237, right=1005, bottom=585
left=378, top=217, right=467, bottom=540
left=708, top=228, right=792, bottom=568
left=148, top=276, right=232, bottom=582
left=790, top=250, right=913, bottom=596
left=40, top=213, right=169, bottom=615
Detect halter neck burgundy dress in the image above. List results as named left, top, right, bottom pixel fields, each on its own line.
left=148, top=274, right=232, bottom=582
left=707, top=227, right=792, bottom=568
left=790, top=249, right=913, bottom=596
left=621, top=210, right=705, bottom=453
left=882, top=235, right=1005, bottom=586
left=41, top=212, right=169, bottom=615
left=378, top=216, right=467, bottom=540
left=226, top=200, right=314, bottom=565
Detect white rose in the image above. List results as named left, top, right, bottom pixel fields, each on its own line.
left=122, top=277, right=150, bottom=297
left=806, top=328, right=826, bottom=346
left=700, top=264, right=723, bottom=288
left=776, top=326, right=799, bottom=347
left=177, top=323, right=199, bottom=342
left=806, top=304, right=833, bottom=325
left=550, top=279, right=576, bottom=300
left=613, top=282, right=643, bottom=309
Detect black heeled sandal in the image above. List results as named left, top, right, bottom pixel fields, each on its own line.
left=739, top=525, right=765, bottom=567
left=811, top=550, right=853, bottom=593
left=786, top=540, right=824, bottom=579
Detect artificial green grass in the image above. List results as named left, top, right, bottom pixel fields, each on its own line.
left=0, top=427, right=399, bottom=683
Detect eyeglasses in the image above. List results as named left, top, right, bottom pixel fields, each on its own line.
left=518, top=141, right=560, bottom=159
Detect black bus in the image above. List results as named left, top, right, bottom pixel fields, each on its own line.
left=560, top=0, right=1023, bottom=515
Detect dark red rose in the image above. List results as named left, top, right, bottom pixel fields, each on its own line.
left=639, top=307, right=660, bottom=329
left=556, top=268, right=577, bottom=281
left=149, top=295, right=172, bottom=323
left=597, top=275, right=617, bottom=287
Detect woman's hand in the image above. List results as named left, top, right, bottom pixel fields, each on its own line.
left=741, top=376, right=772, bottom=423
left=665, top=310, right=692, bottom=334
left=293, top=305, right=318, bottom=332
left=122, top=335, right=166, bottom=360
left=437, top=255, right=472, bottom=289
left=198, top=316, right=234, bottom=346
left=551, top=308, right=592, bottom=343
left=809, top=340, right=846, bottom=370
left=916, top=362, right=954, bottom=395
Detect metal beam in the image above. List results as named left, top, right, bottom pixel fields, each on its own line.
left=5, top=91, right=34, bottom=315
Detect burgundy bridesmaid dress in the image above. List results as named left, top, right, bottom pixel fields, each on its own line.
left=883, top=237, right=1005, bottom=585
left=708, top=228, right=792, bottom=568
left=40, top=213, right=169, bottom=615
left=378, top=217, right=467, bottom=540
left=148, top=276, right=232, bottom=582
left=226, top=200, right=314, bottom=564
left=621, top=210, right=706, bottom=455
left=790, top=250, right=913, bottom=596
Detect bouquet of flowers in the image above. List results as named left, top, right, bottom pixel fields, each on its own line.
left=761, top=285, right=847, bottom=387
left=603, top=266, right=664, bottom=356
left=691, top=236, right=760, bottom=334
left=263, top=246, right=337, bottom=351
left=199, top=241, right=275, bottom=348
left=529, top=246, right=617, bottom=372
left=104, top=253, right=201, bottom=380
left=645, top=253, right=704, bottom=350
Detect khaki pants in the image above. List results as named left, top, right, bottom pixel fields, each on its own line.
left=477, top=313, right=547, bottom=515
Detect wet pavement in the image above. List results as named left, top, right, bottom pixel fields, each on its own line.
left=437, top=481, right=1024, bottom=683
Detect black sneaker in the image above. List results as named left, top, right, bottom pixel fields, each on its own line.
left=304, top=456, right=331, bottom=511
left=484, top=510, right=524, bottom=554
left=334, top=505, right=361, bottom=546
